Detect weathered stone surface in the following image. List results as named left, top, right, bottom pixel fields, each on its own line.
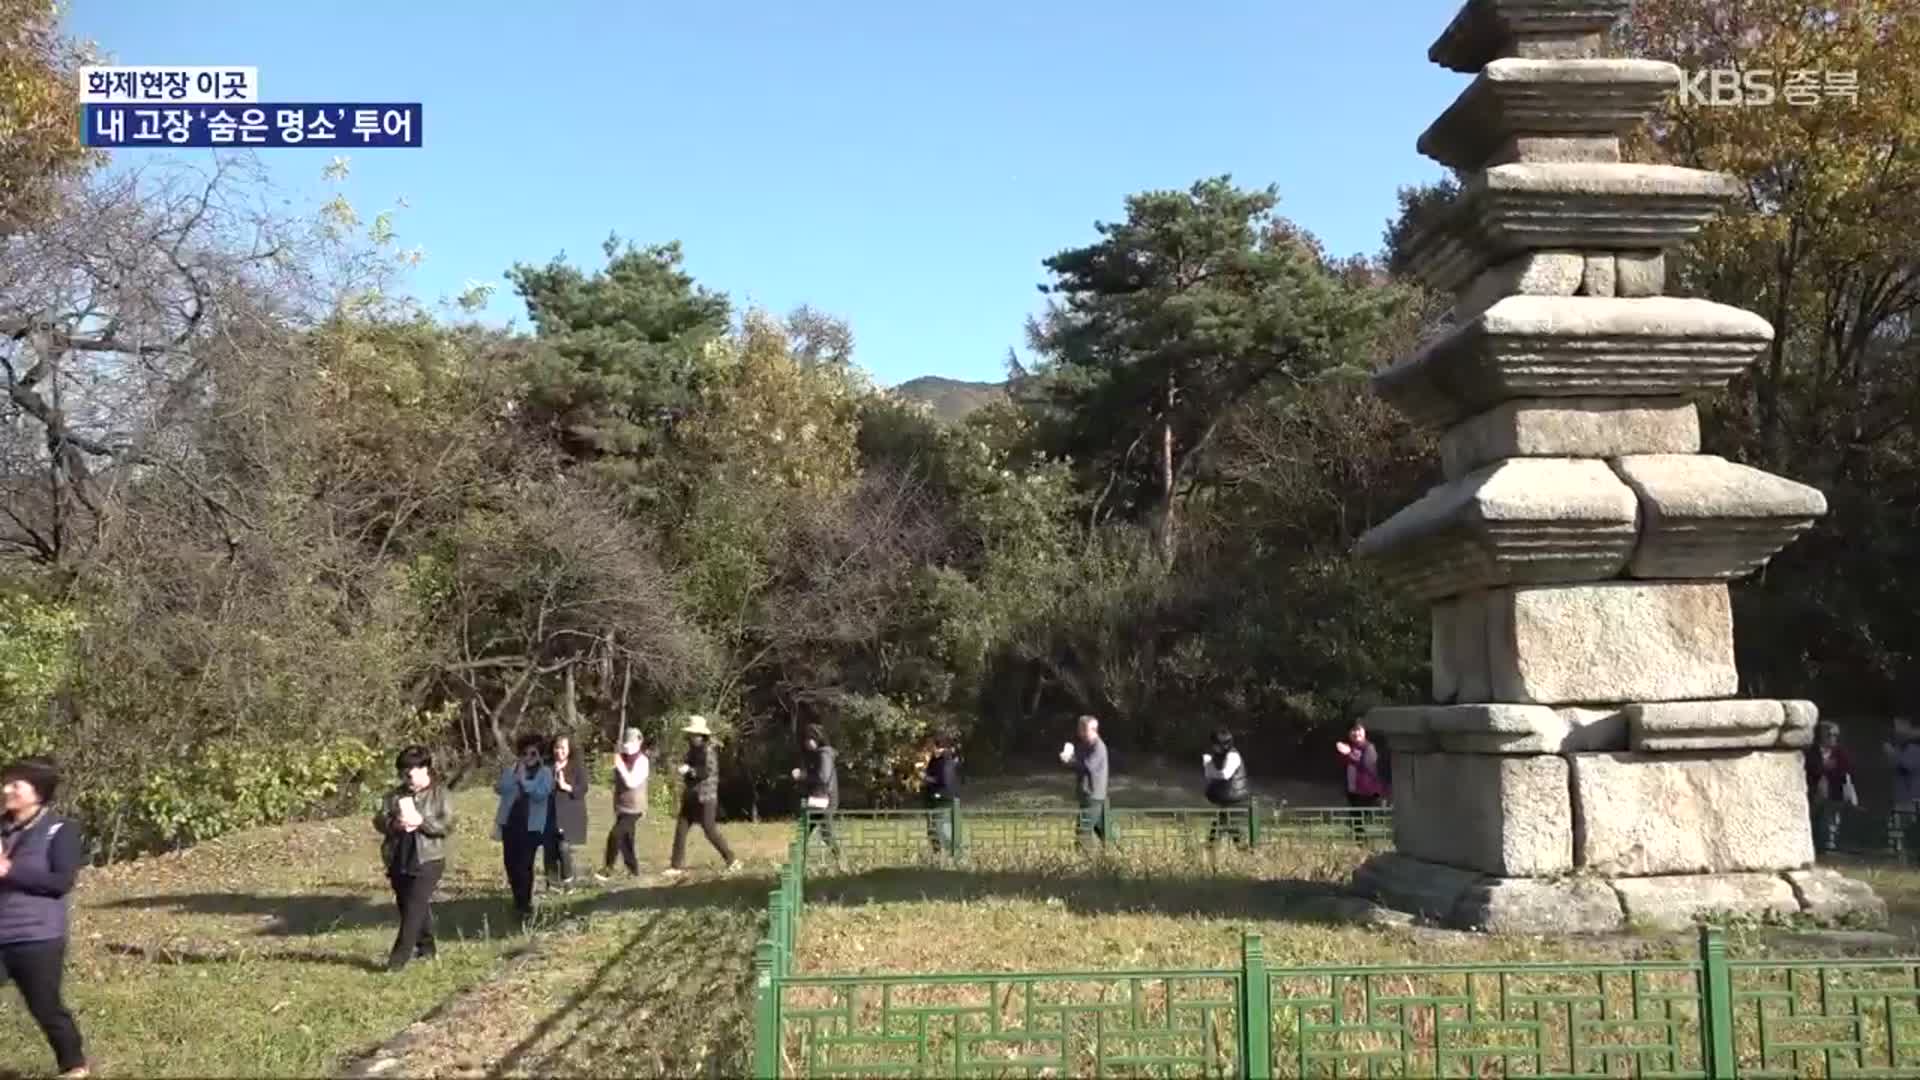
left=1443, top=397, right=1697, bottom=476
left=1352, top=852, right=1482, bottom=921
left=1356, top=459, right=1637, bottom=599
left=1616, top=251, right=1665, bottom=297
left=1612, top=455, right=1827, bottom=579
left=1629, top=699, right=1796, bottom=752
left=1780, top=700, right=1819, bottom=748
left=1440, top=398, right=1699, bottom=478
left=1373, top=296, right=1774, bottom=429
left=1613, top=873, right=1800, bottom=931
left=1785, top=869, right=1888, bottom=927
left=1582, top=253, right=1617, bottom=296
left=1399, top=164, right=1746, bottom=293
left=1571, top=751, right=1814, bottom=875
left=1469, top=582, right=1737, bottom=704
left=1394, top=753, right=1572, bottom=875
left=1368, top=702, right=1627, bottom=753
left=1452, top=876, right=1626, bottom=933
left=1430, top=0, right=1633, bottom=74
left=1419, top=59, right=1681, bottom=171
left=1455, top=250, right=1584, bottom=322
left=1490, top=135, right=1622, bottom=165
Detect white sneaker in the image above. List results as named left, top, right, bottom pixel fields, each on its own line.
left=724, top=860, right=744, bottom=874
left=661, top=867, right=686, bottom=878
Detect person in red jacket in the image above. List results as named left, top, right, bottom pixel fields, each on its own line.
left=1807, top=721, right=1858, bottom=854
left=1336, top=722, right=1387, bottom=842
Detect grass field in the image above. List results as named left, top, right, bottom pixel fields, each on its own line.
left=3, top=771, right=1919, bottom=1078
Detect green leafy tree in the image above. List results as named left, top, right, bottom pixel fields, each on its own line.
left=507, top=236, right=731, bottom=504
left=1024, top=176, right=1393, bottom=563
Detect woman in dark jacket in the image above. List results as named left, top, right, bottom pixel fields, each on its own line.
left=792, top=723, right=842, bottom=864
left=373, top=745, right=454, bottom=971
left=665, top=716, right=740, bottom=875
left=922, top=731, right=960, bottom=855
left=0, top=757, right=89, bottom=1078
left=1202, top=727, right=1250, bottom=849
left=544, top=735, right=589, bottom=890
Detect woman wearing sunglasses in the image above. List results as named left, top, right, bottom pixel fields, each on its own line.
left=493, top=733, right=555, bottom=927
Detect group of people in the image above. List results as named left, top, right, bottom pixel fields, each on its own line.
left=1807, top=717, right=1920, bottom=854
left=0, top=714, right=1392, bottom=1078
left=372, top=715, right=749, bottom=972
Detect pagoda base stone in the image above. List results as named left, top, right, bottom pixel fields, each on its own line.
left=1392, top=753, right=1572, bottom=875
left=1352, top=854, right=1886, bottom=934
left=1572, top=750, right=1814, bottom=875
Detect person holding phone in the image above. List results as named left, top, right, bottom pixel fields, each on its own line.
left=601, top=729, right=650, bottom=880
left=373, top=745, right=453, bottom=970
left=494, top=734, right=555, bottom=925
left=665, top=716, right=740, bottom=876
left=1059, top=715, right=1109, bottom=851
left=792, top=724, right=842, bottom=865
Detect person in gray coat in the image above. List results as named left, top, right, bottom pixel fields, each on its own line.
left=1059, top=715, right=1110, bottom=850
left=793, top=723, right=843, bottom=864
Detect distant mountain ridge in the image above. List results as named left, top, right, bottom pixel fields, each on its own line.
left=891, top=375, right=1008, bottom=423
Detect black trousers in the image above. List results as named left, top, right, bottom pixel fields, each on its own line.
left=1346, top=791, right=1383, bottom=841
left=388, top=860, right=443, bottom=967
left=502, top=830, right=540, bottom=918
left=1, top=938, right=85, bottom=1072
left=542, top=821, right=578, bottom=884
left=670, top=796, right=735, bottom=868
left=1207, top=799, right=1250, bottom=847
left=605, top=811, right=643, bottom=874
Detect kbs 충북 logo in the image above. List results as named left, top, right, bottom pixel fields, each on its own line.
left=1675, top=67, right=1860, bottom=108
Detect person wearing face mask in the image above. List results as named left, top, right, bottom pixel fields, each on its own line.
left=494, top=733, right=555, bottom=926
left=0, top=757, right=90, bottom=1078
left=373, top=745, right=454, bottom=971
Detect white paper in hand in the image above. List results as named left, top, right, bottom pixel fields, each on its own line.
left=396, top=796, right=420, bottom=826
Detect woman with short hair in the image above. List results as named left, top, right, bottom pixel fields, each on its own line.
left=494, top=733, right=555, bottom=925
left=373, top=745, right=453, bottom=970
left=1202, top=727, right=1250, bottom=849
left=0, top=756, right=90, bottom=1078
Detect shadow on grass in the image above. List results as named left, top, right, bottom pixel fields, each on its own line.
left=798, top=864, right=1355, bottom=924
left=481, top=878, right=768, bottom=1077
left=98, top=890, right=513, bottom=939
left=104, top=940, right=390, bottom=972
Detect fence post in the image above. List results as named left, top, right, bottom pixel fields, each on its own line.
left=794, top=814, right=809, bottom=880
left=752, top=938, right=781, bottom=1079
left=949, top=797, right=964, bottom=859
left=1699, top=925, right=1736, bottom=1079
left=1247, top=797, right=1261, bottom=849
left=1241, top=932, right=1271, bottom=1080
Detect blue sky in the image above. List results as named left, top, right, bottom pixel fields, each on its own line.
left=68, top=1, right=1459, bottom=386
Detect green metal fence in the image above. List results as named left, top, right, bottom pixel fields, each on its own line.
left=791, top=801, right=1394, bottom=874
left=752, top=872, right=1920, bottom=1079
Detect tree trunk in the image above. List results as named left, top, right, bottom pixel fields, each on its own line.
left=1155, top=374, right=1178, bottom=563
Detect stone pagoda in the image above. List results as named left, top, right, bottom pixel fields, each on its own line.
left=1350, top=0, right=1883, bottom=933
